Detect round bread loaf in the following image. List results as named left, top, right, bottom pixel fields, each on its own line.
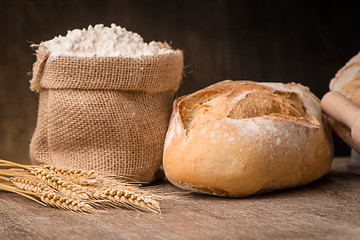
left=329, top=52, right=360, bottom=152
left=163, top=80, right=333, bottom=197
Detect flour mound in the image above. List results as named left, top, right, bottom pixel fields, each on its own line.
left=41, top=23, right=173, bottom=58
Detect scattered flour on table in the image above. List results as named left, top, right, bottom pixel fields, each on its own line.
left=40, top=23, right=173, bottom=58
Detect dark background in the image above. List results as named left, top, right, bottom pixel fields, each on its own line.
left=0, top=0, right=359, bottom=164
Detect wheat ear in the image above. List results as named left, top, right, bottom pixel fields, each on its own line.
left=99, top=188, right=161, bottom=214
left=36, top=164, right=127, bottom=188
left=39, top=191, right=94, bottom=212
left=8, top=177, right=93, bottom=212
left=30, top=166, right=162, bottom=212
left=31, top=167, right=90, bottom=199
left=10, top=176, right=54, bottom=194
left=39, top=164, right=97, bottom=177
left=1, top=159, right=164, bottom=213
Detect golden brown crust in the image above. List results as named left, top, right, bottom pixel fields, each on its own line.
left=177, top=80, right=318, bottom=133
left=163, top=80, right=333, bottom=197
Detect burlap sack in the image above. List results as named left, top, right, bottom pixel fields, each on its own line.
left=30, top=46, right=183, bottom=183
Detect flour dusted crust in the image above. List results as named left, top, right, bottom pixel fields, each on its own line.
left=163, top=80, right=333, bottom=197
left=329, top=52, right=360, bottom=152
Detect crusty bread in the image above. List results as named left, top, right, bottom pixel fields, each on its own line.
left=329, top=52, right=360, bottom=152
left=163, top=80, right=333, bottom=197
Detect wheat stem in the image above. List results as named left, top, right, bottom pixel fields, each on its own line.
left=0, top=159, right=32, bottom=170
left=0, top=182, right=46, bottom=206
left=0, top=176, right=10, bottom=181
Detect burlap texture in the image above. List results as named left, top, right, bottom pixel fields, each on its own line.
left=30, top=47, right=183, bottom=183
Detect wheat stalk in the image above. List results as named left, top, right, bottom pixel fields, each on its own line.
left=1, top=175, right=94, bottom=212
left=30, top=166, right=163, bottom=213
left=33, top=164, right=162, bottom=213
left=0, top=159, right=163, bottom=214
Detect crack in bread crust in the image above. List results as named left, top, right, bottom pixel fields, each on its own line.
left=228, top=90, right=306, bottom=119
left=177, top=81, right=319, bottom=134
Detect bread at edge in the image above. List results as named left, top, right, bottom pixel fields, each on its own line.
left=162, top=80, right=333, bottom=197
left=329, top=51, right=360, bottom=152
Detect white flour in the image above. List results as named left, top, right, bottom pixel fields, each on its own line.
left=41, top=23, right=173, bottom=58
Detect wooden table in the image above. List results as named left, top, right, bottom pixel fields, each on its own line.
left=0, top=157, right=359, bottom=240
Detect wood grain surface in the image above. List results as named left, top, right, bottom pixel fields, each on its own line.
left=0, top=157, right=359, bottom=240
left=1, top=1, right=360, bottom=164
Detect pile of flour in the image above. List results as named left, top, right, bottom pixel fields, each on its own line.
left=41, top=24, right=173, bottom=58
